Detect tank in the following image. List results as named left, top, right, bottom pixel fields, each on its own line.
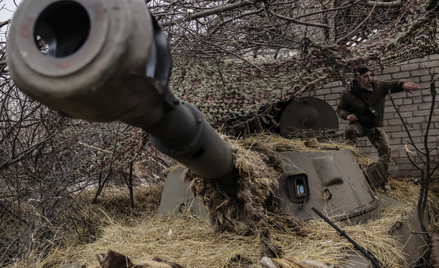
left=7, top=1, right=427, bottom=267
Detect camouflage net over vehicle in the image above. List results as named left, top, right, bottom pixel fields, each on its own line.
left=185, top=134, right=307, bottom=258
left=181, top=132, right=376, bottom=258
left=169, top=0, right=438, bottom=131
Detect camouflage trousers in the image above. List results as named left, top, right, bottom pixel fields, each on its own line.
left=344, top=122, right=391, bottom=174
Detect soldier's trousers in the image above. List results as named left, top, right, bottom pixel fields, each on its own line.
left=344, top=122, right=391, bottom=175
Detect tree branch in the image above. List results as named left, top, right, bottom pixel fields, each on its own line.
left=269, top=10, right=332, bottom=29
left=93, top=124, right=120, bottom=203
left=366, top=0, right=402, bottom=8
left=0, top=131, right=59, bottom=171
left=201, top=39, right=265, bottom=73
left=209, top=8, right=265, bottom=34
left=0, top=20, right=10, bottom=29
left=337, top=0, right=379, bottom=42
left=294, top=0, right=363, bottom=20
left=159, top=0, right=264, bottom=27
left=389, top=94, right=426, bottom=156
left=0, top=202, right=28, bottom=225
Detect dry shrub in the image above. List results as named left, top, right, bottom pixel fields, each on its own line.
left=3, top=183, right=165, bottom=268
left=387, top=179, right=439, bottom=234
left=29, top=202, right=414, bottom=268
left=428, top=182, right=439, bottom=234
left=77, top=182, right=165, bottom=220
left=65, top=182, right=165, bottom=243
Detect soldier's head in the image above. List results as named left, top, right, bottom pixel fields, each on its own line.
left=355, top=66, right=373, bottom=91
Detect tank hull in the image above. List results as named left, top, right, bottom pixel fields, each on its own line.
left=158, top=149, right=427, bottom=267
left=159, top=150, right=378, bottom=222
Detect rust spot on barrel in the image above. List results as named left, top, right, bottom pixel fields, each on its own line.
left=55, top=60, right=71, bottom=70
left=19, top=19, right=35, bottom=38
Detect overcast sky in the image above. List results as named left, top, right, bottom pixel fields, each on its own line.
left=0, top=0, right=20, bottom=22
left=0, top=0, right=21, bottom=39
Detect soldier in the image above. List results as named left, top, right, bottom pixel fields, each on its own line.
left=337, top=66, right=420, bottom=188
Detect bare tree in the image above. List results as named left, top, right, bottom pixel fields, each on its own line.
left=148, top=0, right=425, bottom=61
left=389, top=67, right=438, bottom=265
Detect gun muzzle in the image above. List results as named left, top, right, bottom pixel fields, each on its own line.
left=7, top=0, right=237, bottom=193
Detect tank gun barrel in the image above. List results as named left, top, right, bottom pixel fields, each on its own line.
left=7, top=0, right=237, bottom=193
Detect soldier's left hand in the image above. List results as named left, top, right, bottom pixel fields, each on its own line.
left=402, top=82, right=420, bottom=94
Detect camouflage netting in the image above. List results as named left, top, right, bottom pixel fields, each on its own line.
left=184, top=134, right=307, bottom=258
left=168, top=0, right=439, bottom=131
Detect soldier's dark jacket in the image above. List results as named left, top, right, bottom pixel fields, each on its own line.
left=337, top=79, right=404, bottom=128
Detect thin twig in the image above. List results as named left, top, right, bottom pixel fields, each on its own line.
left=78, top=141, right=112, bottom=153
left=294, top=0, right=363, bottom=20
left=93, top=124, right=121, bottom=203
left=0, top=202, right=28, bottom=224
left=216, top=61, right=227, bottom=87
left=430, top=163, right=439, bottom=180
left=337, top=0, right=379, bottom=42
left=389, top=94, right=426, bottom=156
left=160, top=0, right=264, bottom=27
left=0, top=20, right=10, bottom=29
left=210, top=8, right=264, bottom=34
left=201, top=40, right=265, bottom=73
left=366, top=0, right=402, bottom=8
left=269, top=10, right=331, bottom=29
left=405, top=151, right=422, bottom=171
left=0, top=131, right=59, bottom=171
left=0, top=234, right=26, bottom=266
